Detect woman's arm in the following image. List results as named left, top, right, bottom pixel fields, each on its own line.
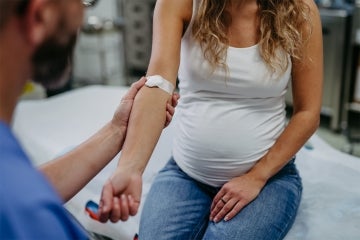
left=98, top=0, right=193, bottom=223
left=210, top=0, right=323, bottom=222
left=39, top=79, right=146, bottom=202
left=40, top=79, right=178, bottom=202
left=248, top=0, right=323, bottom=186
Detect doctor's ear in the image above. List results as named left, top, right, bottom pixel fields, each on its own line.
left=21, top=0, right=62, bottom=47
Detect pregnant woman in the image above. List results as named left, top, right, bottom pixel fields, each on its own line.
left=98, top=0, right=323, bottom=239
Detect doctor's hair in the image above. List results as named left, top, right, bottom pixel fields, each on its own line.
left=0, top=0, right=29, bottom=31
left=192, top=0, right=312, bottom=73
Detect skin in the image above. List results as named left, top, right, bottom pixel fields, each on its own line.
left=98, top=0, right=323, bottom=224
left=0, top=0, right=178, bottom=203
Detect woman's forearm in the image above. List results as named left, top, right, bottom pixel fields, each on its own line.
left=116, top=86, right=172, bottom=174
left=247, top=109, right=320, bottom=183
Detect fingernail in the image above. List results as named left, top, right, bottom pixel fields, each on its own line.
left=214, top=218, right=218, bottom=223
left=224, top=216, right=229, bottom=221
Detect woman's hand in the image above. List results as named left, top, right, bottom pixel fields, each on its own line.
left=210, top=173, right=266, bottom=222
left=98, top=168, right=143, bottom=223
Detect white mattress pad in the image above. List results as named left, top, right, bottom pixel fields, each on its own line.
left=12, top=85, right=360, bottom=240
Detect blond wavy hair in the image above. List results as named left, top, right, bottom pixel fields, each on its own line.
left=192, top=0, right=311, bottom=73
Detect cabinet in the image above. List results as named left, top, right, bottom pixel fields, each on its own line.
left=321, top=9, right=350, bottom=130
left=345, top=102, right=360, bottom=153
left=119, top=0, right=156, bottom=84
left=343, top=3, right=360, bottom=151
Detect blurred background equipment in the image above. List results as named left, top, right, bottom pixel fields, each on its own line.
left=120, top=0, right=156, bottom=85
left=73, top=0, right=156, bottom=87
left=73, top=0, right=126, bottom=87
left=343, top=0, right=360, bottom=153
left=35, top=0, right=360, bottom=154
left=76, top=15, right=125, bottom=86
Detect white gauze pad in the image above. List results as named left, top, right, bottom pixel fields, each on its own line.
left=145, top=75, right=175, bottom=95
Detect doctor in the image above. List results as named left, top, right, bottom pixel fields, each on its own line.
left=0, top=0, right=178, bottom=239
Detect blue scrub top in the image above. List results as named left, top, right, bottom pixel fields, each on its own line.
left=0, top=122, right=88, bottom=239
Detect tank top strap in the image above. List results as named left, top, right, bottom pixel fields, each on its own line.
left=183, top=0, right=199, bottom=39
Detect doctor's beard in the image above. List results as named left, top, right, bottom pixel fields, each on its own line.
left=31, top=33, right=77, bottom=90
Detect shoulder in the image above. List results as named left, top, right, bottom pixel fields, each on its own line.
left=0, top=161, right=87, bottom=239
left=301, top=0, right=320, bottom=18
left=0, top=136, right=60, bottom=209
left=297, top=0, right=321, bottom=40
left=154, top=0, right=193, bottom=23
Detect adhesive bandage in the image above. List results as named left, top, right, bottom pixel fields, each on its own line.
left=145, top=75, right=175, bottom=95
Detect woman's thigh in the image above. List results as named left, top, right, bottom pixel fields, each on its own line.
left=139, top=158, right=213, bottom=240
left=202, top=161, right=302, bottom=240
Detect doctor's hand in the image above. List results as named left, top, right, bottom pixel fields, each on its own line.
left=210, top=173, right=266, bottom=223
left=112, top=77, right=179, bottom=133
left=98, top=168, right=142, bottom=223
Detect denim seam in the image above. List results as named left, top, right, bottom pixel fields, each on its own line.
left=190, top=212, right=210, bottom=240
left=277, top=180, right=303, bottom=240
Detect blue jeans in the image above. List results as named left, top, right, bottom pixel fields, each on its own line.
left=139, top=157, right=302, bottom=240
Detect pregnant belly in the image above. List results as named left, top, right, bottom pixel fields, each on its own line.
left=174, top=103, right=284, bottom=162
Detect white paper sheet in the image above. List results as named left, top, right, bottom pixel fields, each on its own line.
left=13, top=85, right=360, bottom=240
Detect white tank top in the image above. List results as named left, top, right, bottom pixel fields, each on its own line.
left=172, top=0, right=292, bottom=187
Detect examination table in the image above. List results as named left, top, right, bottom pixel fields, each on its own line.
left=13, top=85, right=360, bottom=240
